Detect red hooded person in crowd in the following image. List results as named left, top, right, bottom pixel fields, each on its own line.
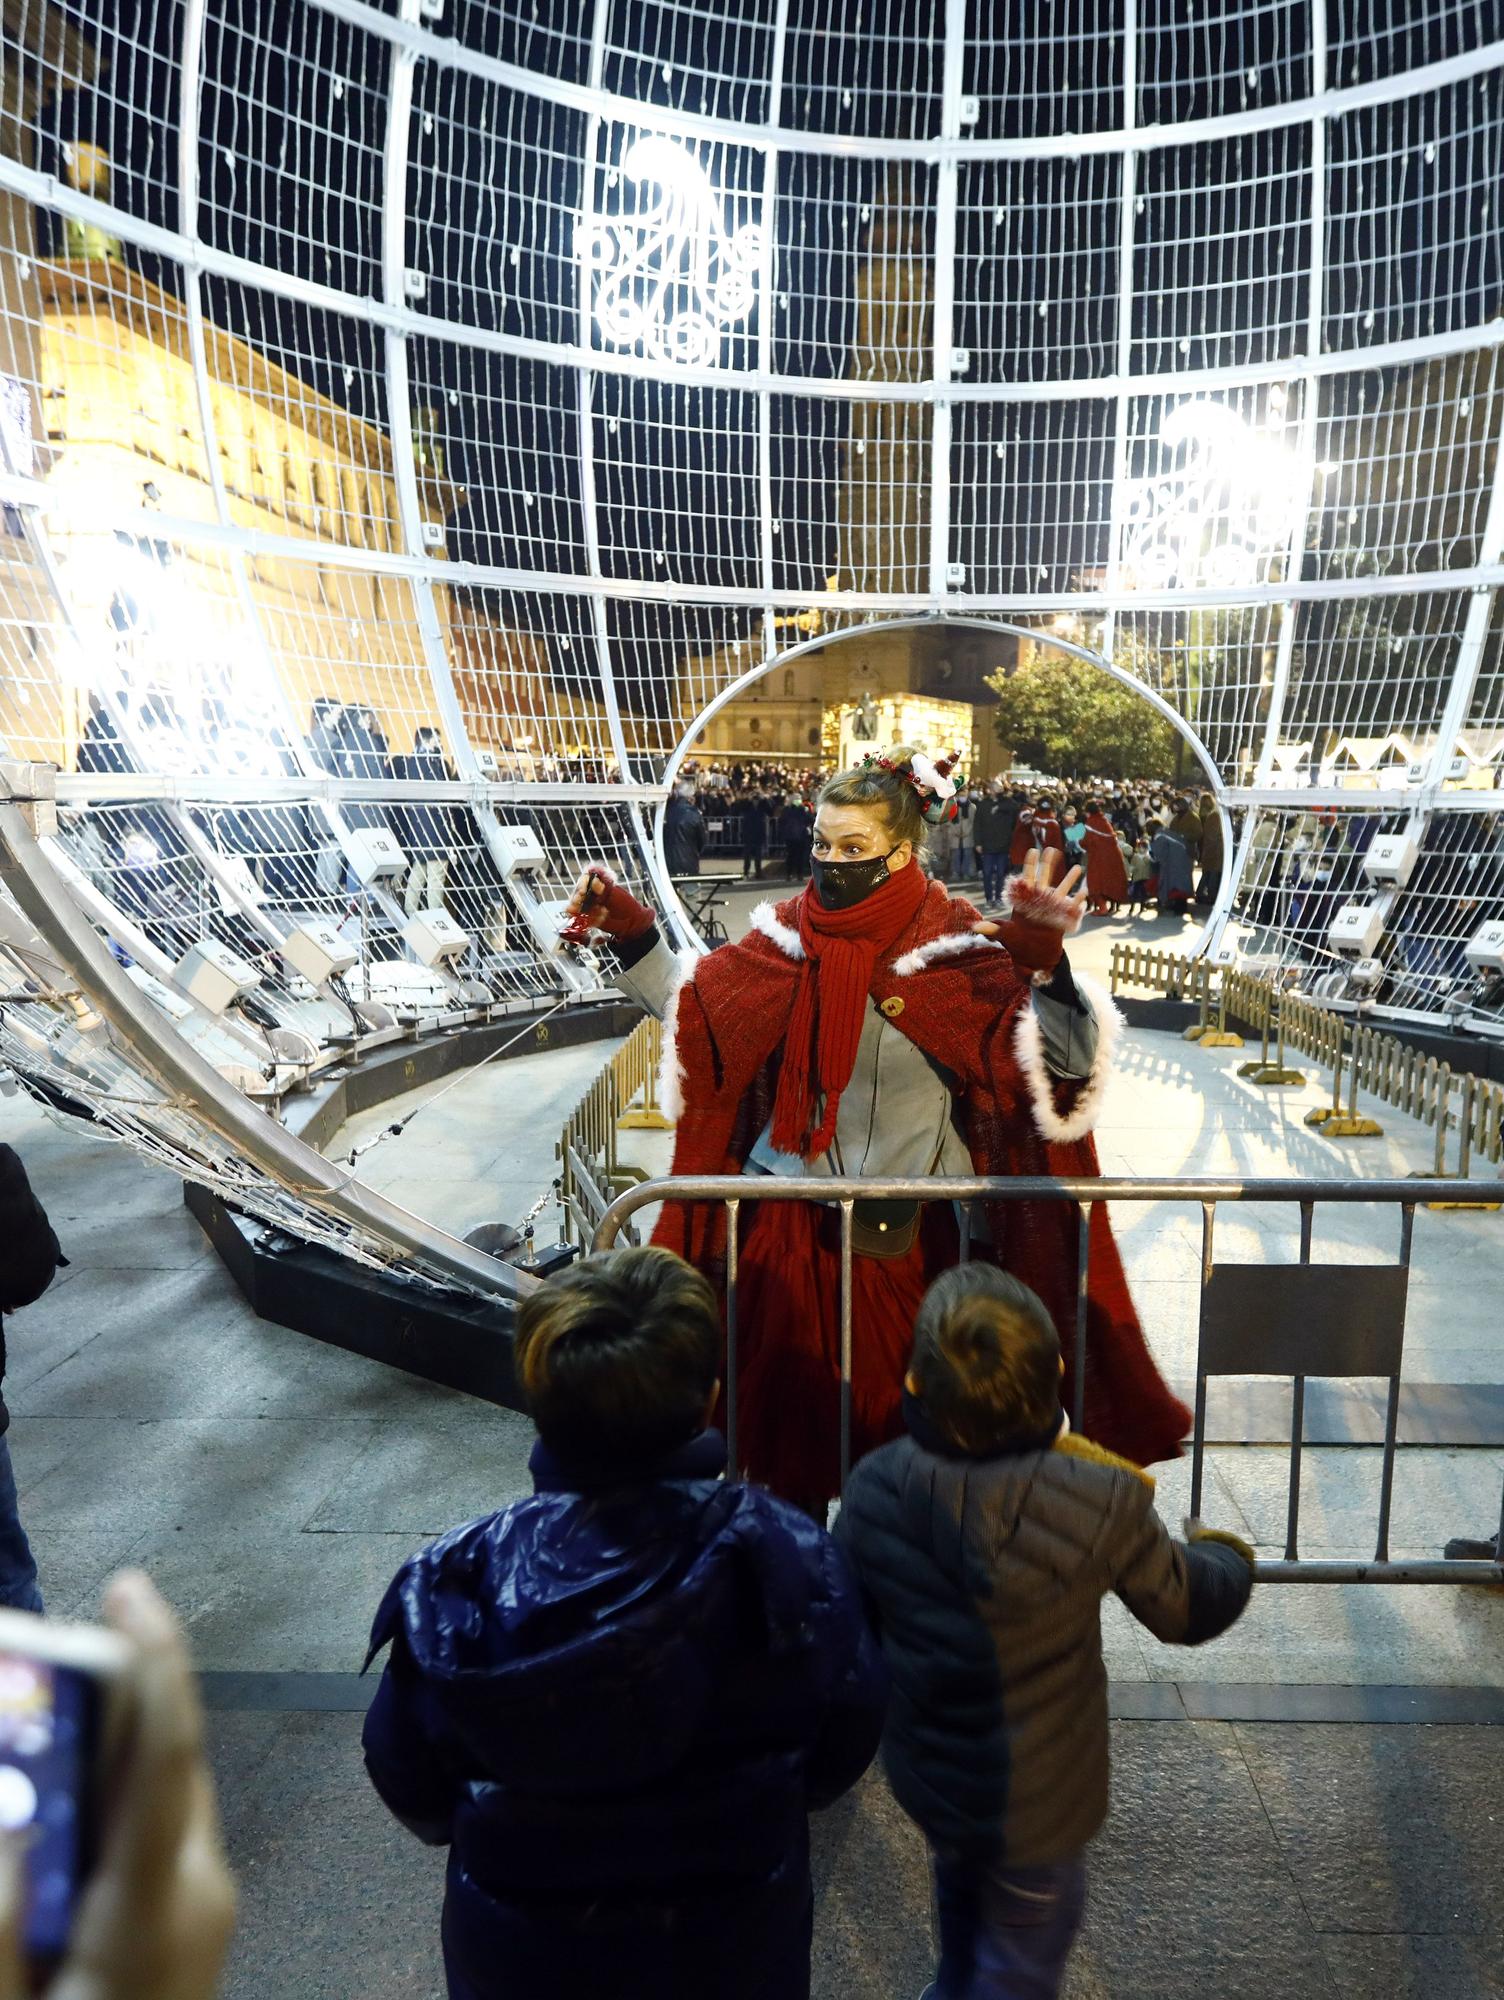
left=1083, top=801, right=1129, bottom=914
left=566, top=751, right=1189, bottom=1510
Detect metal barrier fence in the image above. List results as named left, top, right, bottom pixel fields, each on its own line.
left=1113, top=947, right=1504, bottom=1176
left=594, top=1173, right=1504, bottom=1587
left=557, top=1013, right=668, bottom=1247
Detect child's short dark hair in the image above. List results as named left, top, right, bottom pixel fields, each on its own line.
left=513, top=1246, right=719, bottom=1464
left=910, top=1265, right=1061, bottom=1452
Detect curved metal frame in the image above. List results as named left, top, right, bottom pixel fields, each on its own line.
left=656, top=615, right=1239, bottom=954
left=0, top=787, right=529, bottom=1301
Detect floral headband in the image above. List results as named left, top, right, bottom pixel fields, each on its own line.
left=859, top=749, right=963, bottom=825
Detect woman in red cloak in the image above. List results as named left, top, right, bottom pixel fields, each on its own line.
left=565, top=752, right=1188, bottom=1509
left=1083, top=798, right=1129, bottom=915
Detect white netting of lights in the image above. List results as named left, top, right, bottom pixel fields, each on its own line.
left=0, top=0, right=1501, bottom=1282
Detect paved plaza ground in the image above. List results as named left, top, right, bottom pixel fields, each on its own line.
left=2, top=884, right=1502, bottom=1996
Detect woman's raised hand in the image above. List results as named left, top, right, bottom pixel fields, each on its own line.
left=1019, top=843, right=1089, bottom=922
left=560, top=864, right=656, bottom=944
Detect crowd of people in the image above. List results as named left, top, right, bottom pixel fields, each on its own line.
left=671, top=759, right=1227, bottom=922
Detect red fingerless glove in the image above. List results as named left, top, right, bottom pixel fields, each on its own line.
left=558, top=864, right=655, bottom=946
left=993, top=877, right=1083, bottom=977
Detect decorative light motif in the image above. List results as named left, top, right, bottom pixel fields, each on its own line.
left=1121, top=400, right=1307, bottom=590
left=580, top=137, right=763, bottom=368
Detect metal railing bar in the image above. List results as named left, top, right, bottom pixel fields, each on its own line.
left=1253, top=1560, right=1502, bottom=1583
left=593, top=1175, right=1504, bottom=1240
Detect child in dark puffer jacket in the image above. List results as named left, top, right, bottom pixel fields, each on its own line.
left=362, top=1245, right=887, bottom=2000
left=837, top=1263, right=1254, bottom=2000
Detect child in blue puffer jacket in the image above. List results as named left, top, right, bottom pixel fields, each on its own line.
left=362, top=1245, right=887, bottom=2000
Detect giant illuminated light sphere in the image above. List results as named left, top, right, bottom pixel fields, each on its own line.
left=0, top=3, right=1500, bottom=1279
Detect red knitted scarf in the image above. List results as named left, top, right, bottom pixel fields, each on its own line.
left=768, top=860, right=928, bottom=1160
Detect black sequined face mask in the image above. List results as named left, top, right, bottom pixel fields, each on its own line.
left=810, top=844, right=902, bottom=911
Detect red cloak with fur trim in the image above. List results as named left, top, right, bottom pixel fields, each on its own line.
left=652, top=879, right=1189, bottom=1475
left=1084, top=814, right=1130, bottom=906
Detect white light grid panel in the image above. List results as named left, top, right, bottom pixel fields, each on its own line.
left=188, top=796, right=352, bottom=930
left=439, top=1, right=591, bottom=87
left=23, top=2, right=179, bottom=236
left=601, top=0, right=781, bottom=126
left=1311, top=349, right=1504, bottom=582
left=1383, top=810, right=1504, bottom=1009
left=1281, top=588, right=1469, bottom=745
left=595, top=375, right=760, bottom=590
left=1463, top=596, right=1504, bottom=736
left=835, top=398, right=932, bottom=599
left=196, top=0, right=386, bottom=300
left=243, top=547, right=445, bottom=768
left=1326, top=0, right=1502, bottom=88
left=1136, top=0, right=1313, bottom=126
left=195, top=281, right=390, bottom=549
left=0, top=536, right=71, bottom=765
left=1116, top=603, right=1282, bottom=775
left=950, top=399, right=1116, bottom=597
left=767, top=394, right=846, bottom=597
left=1236, top=801, right=1400, bottom=973
left=955, top=156, right=1122, bottom=387
left=606, top=596, right=755, bottom=772
left=523, top=799, right=655, bottom=908
left=771, top=155, right=937, bottom=385
left=407, top=69, right=585, bottom=348
left=447, top=590, right=617, bottom=774
left=36, top=252, right=216, bottom=518
left=1132, top=130, right=1313, bottom=377
left=781, top=0, right=942, bottom=141
left=962, top=0, right=1124, bottom=142
left=417, top=807, right=571, bottom=1006
left=1324, top=73, right=1504, bottom=354
left=412, top=343, right=588, bottom=578
left=0, top=896, right=447, bottom=1275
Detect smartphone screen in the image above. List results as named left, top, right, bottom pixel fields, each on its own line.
left=0, top=1651, right=98, bottom=1969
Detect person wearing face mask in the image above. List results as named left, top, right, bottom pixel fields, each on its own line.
left=561, top=749, right=1188, bottom=1512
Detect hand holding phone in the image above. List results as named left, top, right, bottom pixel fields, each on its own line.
left=0, top=1572, right=235, bottom=2000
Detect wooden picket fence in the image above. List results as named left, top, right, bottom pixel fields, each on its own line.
left=1111, top=944, right=1504, bottom=1177
left=557, top=1013, right=668, bottom=1247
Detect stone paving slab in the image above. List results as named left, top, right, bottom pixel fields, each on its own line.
left=206, top=1703, right=1504, bottom=2000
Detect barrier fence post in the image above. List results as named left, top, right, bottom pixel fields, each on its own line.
left=839, top=1198, right=855, bottom=1498
left=1373, top=1204, right=1415, bottom=1563
left=1251, top=982, right=1306, bottom=1086
left=1238, top=970, right=1275, bottom=1076
left=725, top=1196, right=740, bottom=1475
left=1306, top=1011, right=1346, bottom=1128
left=1073, top=1202, right=1091, bottom=1433
left=1285, top=1199, right=1314, bottom=1560
left=1189, top=1200, right=1215, bottom=1521
left=1321, top=1021, right=1384, bottom=1139
left=1199, top=968, right=1244, bottom=1049
left=1183, top=964, right=1214, bottom=1041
